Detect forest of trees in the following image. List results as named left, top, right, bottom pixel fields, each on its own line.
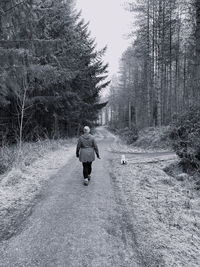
left=108, top=0, right=200, bottom=130
left=0, top=0, right=109, bottom=144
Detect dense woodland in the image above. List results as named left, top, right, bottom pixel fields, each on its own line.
left=108, top=0, right=200, bottom=130
left=0, top=0, right=109, bottom=144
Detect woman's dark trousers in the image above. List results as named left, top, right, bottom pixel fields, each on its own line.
left=82, top=162, right=92, bottom=178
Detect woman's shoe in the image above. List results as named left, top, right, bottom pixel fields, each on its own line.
left=88, top=175, right=91, bottom=181
left=84, top=178, right=89, bottom=185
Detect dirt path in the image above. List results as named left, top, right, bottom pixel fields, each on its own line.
left=0, top=128, right=144, bottom=267
left=0, top=127, right=183, bottom=267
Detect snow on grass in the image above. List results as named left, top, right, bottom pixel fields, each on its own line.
left=0, top=139, right=76, bottom=240
left=111, top=151, right=200, bottom=267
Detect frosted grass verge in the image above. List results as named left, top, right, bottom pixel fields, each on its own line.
left=0, top=139, right=75, bottom=240
left=111, top=157, right=200, bottom=267
left=108, top=126, right=172, bottom=153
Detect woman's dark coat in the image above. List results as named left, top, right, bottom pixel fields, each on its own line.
left=76, top=133, right=99, bottom=162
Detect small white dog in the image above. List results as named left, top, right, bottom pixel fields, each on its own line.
left=121, top=154, right=127, bottom=165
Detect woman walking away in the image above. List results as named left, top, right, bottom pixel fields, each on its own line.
left=76, top=126, right=100, bottom=185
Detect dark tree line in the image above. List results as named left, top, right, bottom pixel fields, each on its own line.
left=0, top=0, right=109, bottom=145
left=108, top=0, right=200, bottom=130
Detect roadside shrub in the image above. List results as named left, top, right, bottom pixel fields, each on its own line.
left=0, top=139, right=73, bottom=176
left=108, top=122, right=138, bottom=144
left=118, top=127, right=138, bottom=144
left=169, top=105, right=200, bottom=172
left=134, top=126, right=171, bottom=149
left=0, top=146, right=16, bottom=175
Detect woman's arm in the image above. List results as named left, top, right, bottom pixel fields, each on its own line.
left=76, top=138, right=81, bottom=157
left=93, top=138, right=100, bottom=158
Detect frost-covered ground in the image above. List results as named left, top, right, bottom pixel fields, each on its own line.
left=108, top=126, right=172, bottom=153
left=134, top=126, right=172, bottom=150
left=109, top=139, right=172, bottom=154
left=111, top=146, right=200, bottom=266
left=0, top=140, right=75, bottom=240
left=1, top=127, right=199, bottom=266
left=108, top=128, right=200, bottom=266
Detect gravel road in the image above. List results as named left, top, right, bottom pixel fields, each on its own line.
left=0, top=128, right=143, bottom=267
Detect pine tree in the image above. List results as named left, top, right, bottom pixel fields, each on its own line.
left=108, top=0, right=197, bottom=130
left=0, top=0, right=109, bottom=143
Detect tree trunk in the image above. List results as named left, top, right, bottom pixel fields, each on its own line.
left=183, top=47, right=187, bottom=108
left=146, top=0, right=151, bottom=126
left=156, top=0, right=162, bottom=127
left=195, top=0, right=200, bottom=99
left=19, top=75, right=28, bottom=153
left=128, top=100, right=131, bottom=129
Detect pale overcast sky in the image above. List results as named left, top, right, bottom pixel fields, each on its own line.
left=75, top=0, right=133, bottom=77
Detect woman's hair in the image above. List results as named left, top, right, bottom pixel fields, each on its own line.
left=83, top=126, right=90, bottom=133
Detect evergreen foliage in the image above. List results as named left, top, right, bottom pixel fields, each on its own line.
left=0, top=0, right=109, bottom=143
left=169, top=105, right=200, bottom=172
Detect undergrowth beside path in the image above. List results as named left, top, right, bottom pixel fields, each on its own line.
left=110, top=148, right=200, bottom=267
left=0, top=139, right=75, bottom=241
